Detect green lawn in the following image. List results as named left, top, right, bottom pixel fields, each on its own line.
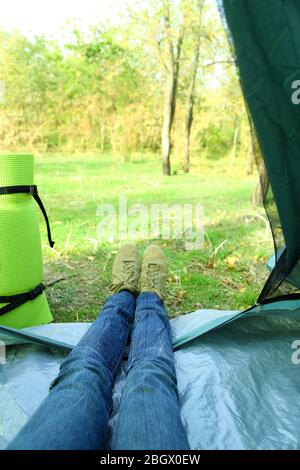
left=36, top=153, right=273, bottom=321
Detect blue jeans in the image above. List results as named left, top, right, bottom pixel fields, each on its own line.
left=8, top=291, right=189, bottom=450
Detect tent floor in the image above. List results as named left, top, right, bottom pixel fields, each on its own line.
left=1, top=305, right=300, bottom=449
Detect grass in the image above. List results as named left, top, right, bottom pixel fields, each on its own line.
left=36, top=153, right=273, bottom=321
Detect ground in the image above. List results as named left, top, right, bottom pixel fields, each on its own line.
left=37, top=153, right=273, bottom=321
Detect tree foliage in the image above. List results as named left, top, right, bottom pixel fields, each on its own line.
left=0, top=0, right=250, bottom=172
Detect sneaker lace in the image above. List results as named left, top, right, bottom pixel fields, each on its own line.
left=122, top=260, right=136, bottom=285
left=146, top=263, right=160, bottom=289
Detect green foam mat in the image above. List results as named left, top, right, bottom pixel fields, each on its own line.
left=0, top=154, right=53, bottom=328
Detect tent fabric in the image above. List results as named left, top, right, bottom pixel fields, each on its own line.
left=268, top=252, right=300, bottom=289
left=1, top=296, right=300, bottom=352
left=1, top=306, right=300, bottom=450
left=221, top=0, right=300, bottom=301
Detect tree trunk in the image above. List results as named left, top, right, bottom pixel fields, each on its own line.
left=231, top=123, right=239, bottom=162
left=183, top=0, right=203, bottom=174
left=183, top=58, right=198, bottom=173
left=100, top=122, right=105, bottom=151
left=161, top=1, right=186, bottom=176
left=252, top=164, right=269, bottom=206
left=183, top=96, right=193, bottom=173
left=246, top=140, right=254, bottom=175
left=162, top=70, right=176, bottom=175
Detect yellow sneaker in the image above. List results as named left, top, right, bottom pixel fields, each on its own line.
left=140, top=245, right=168, bottom=300
left=109, top=243, right=140, bottom=295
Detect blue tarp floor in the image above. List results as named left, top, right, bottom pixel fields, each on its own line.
left=1, top=302, right=300, bottom=449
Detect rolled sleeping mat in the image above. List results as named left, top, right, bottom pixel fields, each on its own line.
left=0, top=154, right=54, bottom=328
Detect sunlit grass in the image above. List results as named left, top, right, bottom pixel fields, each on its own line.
left=36, top=153, right=273, bottom=321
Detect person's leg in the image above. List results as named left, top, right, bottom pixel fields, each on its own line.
left=8, top=244, right=140, bottom=450
left=8, top=290, right=135, bottom=450
left=112, top=246, right=189, bottom=450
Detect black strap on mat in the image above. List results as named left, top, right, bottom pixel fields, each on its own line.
left=0, top=185, right=55, bottom=316
left=0, top=278, right=65, bottom=317
left=0, top=184, right=55, bottom=247
left=0, top=283, right=45, bottom=317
